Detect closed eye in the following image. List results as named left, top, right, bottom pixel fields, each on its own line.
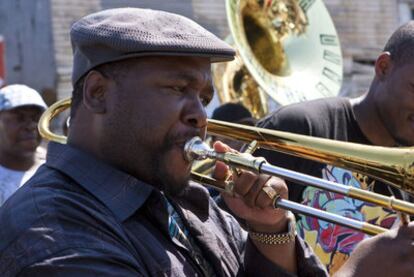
left=172, top=86, right=185, bottom=92
left=167, top=86, right=186, bottom=96
left=200, top=95, right=212, bottom=107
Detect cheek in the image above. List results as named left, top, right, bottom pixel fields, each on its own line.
left=146, top=107, right=183, bottom=137
left=161, top=147, right=191, bottom=181
left=0, top=125, right=18, bottom=143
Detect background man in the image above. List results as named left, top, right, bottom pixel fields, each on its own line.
left=0, top=84, right=47, bottom=205
left=255, top=21, right=414, bottom=273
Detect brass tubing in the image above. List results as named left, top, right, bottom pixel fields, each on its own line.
left=275, top=199, right=386, bottom=236
left=207, top=119, right=414, bottom=195
left=347, top=188, right=414, bottom=214
left=38, top=98, right=70, bottom=144
left=191, top=171, right=386, bottom=235
left=185, top=137, right=414, bottom=216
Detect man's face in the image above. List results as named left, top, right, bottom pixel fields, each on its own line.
left=0, top=106, right=43, bottom=158
left=102, top=56, right=213, bottom=195
left=375, top=61, right=414, bottom=146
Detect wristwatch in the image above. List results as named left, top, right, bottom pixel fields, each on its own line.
left=248, top=212, right=297, bottom=245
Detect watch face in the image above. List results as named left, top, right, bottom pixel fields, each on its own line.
left=227, top=0, right=343, bottom=106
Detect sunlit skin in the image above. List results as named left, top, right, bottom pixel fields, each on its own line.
left=67, top=56, right=296, bottom=273
left=335, top=222, right=414, bottom=277
left=353, top=52, right=414, bottom=147
left=0, top=106, right=43, bottom=171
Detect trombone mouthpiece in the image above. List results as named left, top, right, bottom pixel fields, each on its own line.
left=184, top=137, right=215, bottom=162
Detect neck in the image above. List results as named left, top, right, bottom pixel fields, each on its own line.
left=0, top=152, right=36, bottom=171
left=351, top=92, right=396, bottom=147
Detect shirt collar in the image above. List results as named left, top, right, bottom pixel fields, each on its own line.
left=45, top=142, right=153, bottom=221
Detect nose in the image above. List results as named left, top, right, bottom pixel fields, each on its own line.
left=182, top=96, right=207, bottom=129
left=23, top=117, right=38, bottom=131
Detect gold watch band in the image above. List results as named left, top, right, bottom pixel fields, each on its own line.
left=248, top=212, right=297, bottom=245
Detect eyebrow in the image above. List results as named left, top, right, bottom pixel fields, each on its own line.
left=163, top=72, right=201, bottom=83
left=165, top=72, right=214, bottom=91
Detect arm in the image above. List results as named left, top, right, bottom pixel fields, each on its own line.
left=213, top=141, right=327, bottom=276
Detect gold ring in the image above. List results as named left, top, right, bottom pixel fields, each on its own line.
left=224, top=181, right=235, bottom=197
left=233, top=167, right=242, bottom=177
left=262, top=186, right=279, bottom=201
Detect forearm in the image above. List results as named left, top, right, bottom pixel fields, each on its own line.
left=244, top=235, right=329, bottom=277
left=248, top=215, right=297, bottom=274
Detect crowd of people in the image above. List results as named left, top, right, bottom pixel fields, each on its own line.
left=0, top=6, right=413, bottom=277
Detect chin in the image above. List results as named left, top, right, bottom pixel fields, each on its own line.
left=163, top=177, right=190, bottom=197
left=155, top=166, right=191, bottom=197
left=20, top=148, right=38, bottom=157
left=20, top=140, right=40, bottom=152
left=157, top=145, right=192, bottom=196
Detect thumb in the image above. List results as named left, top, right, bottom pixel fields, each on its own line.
left=212, top=141, right=232, bottom=180
left=213, top=140, right=232, bottom=153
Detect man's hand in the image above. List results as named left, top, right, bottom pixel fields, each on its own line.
left=212, top=141, right=290, bottom=233
left=335, top=223, right=414, bottom=277
left=212, top=141, right=297, bottom=274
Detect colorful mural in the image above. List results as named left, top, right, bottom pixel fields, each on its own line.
left=297, top=165, right=397, bottom=273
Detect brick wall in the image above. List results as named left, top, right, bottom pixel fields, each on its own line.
left=50, top=0, right=101, bottom=99
left=325, top=0, right=401, bottom=96
left=192, top=0, right=229, bottom=38
left=46, top=0, right=412, bottom=100
left=101, top=0, right=194, bottom=17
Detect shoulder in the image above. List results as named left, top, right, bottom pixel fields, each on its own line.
left=0, top=165, right=127, bottom=274
left=258, top=97, right=350, bottom=135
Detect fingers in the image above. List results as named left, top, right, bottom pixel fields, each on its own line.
left=213, top=140, right=234, bottom=153
left=397, top=221, right=414, bottom=239
left=233, top=171, right=288, bottom=209
left=212, top=140, right=288, bottom=210
left=257, top=176, right=288, bottom=208
left=212, top=141, right=237, bottom=181
left=213, top=161, right=229, bottom=180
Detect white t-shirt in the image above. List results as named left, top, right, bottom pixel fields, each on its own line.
left=0, top=148, right=46, bottom=206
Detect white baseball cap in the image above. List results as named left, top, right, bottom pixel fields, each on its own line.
left=0, top=84, right=47, bottom=112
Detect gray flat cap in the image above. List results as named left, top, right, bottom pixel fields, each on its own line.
left=70, top=7, right=235, bottom=85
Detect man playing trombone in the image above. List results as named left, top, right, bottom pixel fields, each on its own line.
left=256, top=21, right=414, bottom=273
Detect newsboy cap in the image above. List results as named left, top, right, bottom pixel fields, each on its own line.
left=70, top=7, right=236, bottom=85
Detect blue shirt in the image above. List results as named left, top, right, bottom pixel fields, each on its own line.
left=0, top=142, right=327, bottom=276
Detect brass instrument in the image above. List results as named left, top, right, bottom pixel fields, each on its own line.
left=214, top=0, right=343, bottom=118
left=39, top=98, right=414, bottom=236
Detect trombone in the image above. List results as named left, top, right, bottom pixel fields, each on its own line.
left=39, top=98, right=414, bottom=236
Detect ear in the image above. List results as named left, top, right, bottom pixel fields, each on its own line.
left=82, top=70, right=110, bottom=114
left=375, top=52, right=393, bottom=80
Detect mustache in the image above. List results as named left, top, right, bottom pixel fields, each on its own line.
left=163, top=130, right=203, bottom=149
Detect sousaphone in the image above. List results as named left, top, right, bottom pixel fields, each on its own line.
left=214, top=0, right=343, bottom=118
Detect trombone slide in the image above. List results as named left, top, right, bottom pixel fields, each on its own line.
left=190, top=172, right=386, bottom=235
left=186, top=137, right=413, bottom=236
